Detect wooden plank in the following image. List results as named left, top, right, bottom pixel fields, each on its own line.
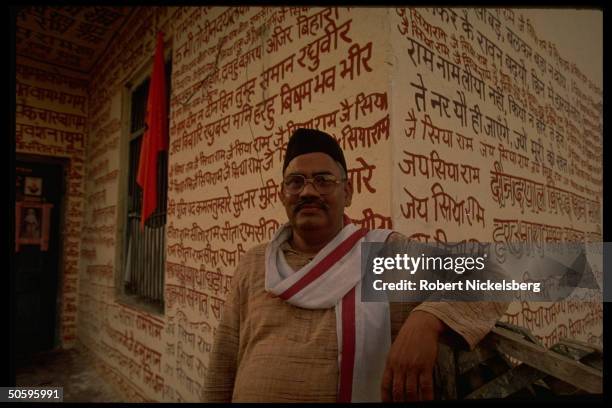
left=549, top=340, right=603, bottom=372
left=456, top=345, right=497, bottom=375
left=464, top=363, right=547, bottom=399
left=484, top=327, right=602, bottom=394
left=541, top=340, right=602, bottom=395
left=495, top=321, right=542, bottom=346
left=559, top=337, right=602, bottom=354
left=550, top=343, right=592, bottom=361
left=543, top=356, right=603, bottom=395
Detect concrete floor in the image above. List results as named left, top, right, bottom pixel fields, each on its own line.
left=15, top=343, right=124, bottom=403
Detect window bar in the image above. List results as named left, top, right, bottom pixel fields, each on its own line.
left=129, top=214, right=134, bottom=294
left=127, top=216, right=132, bottom=293
left=160, top=228, right=165, bottom=306
left=154, top=224, right=158, bottom=302
left=152, top=221, right=157, bottom=303
left=155, top=224, right=160, bottom=303
left=161, top=151, right=166, bottom=302
left=150, top=221, right=155, bottom=301
left=146, top=225, right=151, bottom=300
left=142, top=224, right=147, bottom=300
left=155, top=217, right=160, bottom=302
left=134, top=216, right=138, bottom=296
left=138, top=215, right=144, bottom=297
left=149, top=224, right=153, bottom=301
left=133, top=214, right=138, bottom=295
left=144, top=223, right=149, bottom=299
left=161, top=226, right=166, bottom=305
left=134, top=216, right=139, bottom=294
left=141, top=224, right=146, bottom=299
left=152, top=220, right=156, bottom=301
left=126, top=141, right=133, bottom=294
left=138, top=220, right=143, bottom=297
left=153, top=155, right=161, bottom=303
left=149, top=223, right=153, bottom=301
left=161, top=225, right=165, bottom=303
left=130, top=214, right=136, bottom=293
left=153, top=228, right=163, bottom=303
left=133, top=217, right=138, bottom=294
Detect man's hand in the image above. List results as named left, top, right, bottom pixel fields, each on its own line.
left=381, top=311, right=445, bottom=402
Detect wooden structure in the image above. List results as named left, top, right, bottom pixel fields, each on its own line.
left=434, top=321, right=603, bottom=399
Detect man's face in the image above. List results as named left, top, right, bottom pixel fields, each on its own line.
left=280, top=152, right=353, bottom=235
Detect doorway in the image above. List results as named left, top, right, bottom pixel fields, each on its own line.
left=14, top=155, right=66, bottom=360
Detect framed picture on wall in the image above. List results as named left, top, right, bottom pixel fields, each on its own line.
left=24, top=176, right=43, bottom=196
left=15, top=201, right=53, bottom=252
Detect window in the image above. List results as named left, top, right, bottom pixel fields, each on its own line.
left=121, top=59, right=171, bottom=313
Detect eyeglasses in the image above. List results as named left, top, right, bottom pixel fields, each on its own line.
left=282, top=174, right=346, bottom=195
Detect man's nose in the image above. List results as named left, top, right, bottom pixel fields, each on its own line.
left=299, top=180, right=321, bottom=197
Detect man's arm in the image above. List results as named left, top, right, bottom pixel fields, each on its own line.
left=381, top=309, right=445, bottom=401
left=380, top=232, right=509, bottom=401
left=200, top=267, right=242, bottom=402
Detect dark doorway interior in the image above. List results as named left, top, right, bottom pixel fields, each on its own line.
left=14, top=156, right=65, bottom=361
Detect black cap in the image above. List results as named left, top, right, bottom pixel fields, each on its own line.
left=282, top=128, right=347, bottom=174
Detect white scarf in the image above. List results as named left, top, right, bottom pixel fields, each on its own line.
left=265, top=221, right=393, bottom=402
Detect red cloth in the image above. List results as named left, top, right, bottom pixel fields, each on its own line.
left=137, top=31, right=168, bottom=229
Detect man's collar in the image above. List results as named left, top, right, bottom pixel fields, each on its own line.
left=281, top=221, right=352, bottom=259
left=280, top=239, right=317, bottom=261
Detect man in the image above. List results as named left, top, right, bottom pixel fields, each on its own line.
left=202, top=128, right=507, bottom=402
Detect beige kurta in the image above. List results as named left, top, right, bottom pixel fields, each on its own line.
left=202, top=232, right=508, bottom=402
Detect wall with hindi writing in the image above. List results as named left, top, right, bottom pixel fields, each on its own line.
left=71, top=6, right=602, bottom=402
left=389, top=7, right=603, bottom=350
left=16, top=55, right=89, bottom=348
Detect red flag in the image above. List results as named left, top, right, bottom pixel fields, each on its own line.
left=137, top=31, right=168, bottom=229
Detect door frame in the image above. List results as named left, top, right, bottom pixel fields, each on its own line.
left=15, top=153, right=70, bottom=350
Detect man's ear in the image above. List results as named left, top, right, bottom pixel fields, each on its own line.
left=344, top=179, right=353, bottom=207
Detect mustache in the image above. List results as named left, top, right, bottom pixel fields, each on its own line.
left=294, top=198, right=329, bottom=214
